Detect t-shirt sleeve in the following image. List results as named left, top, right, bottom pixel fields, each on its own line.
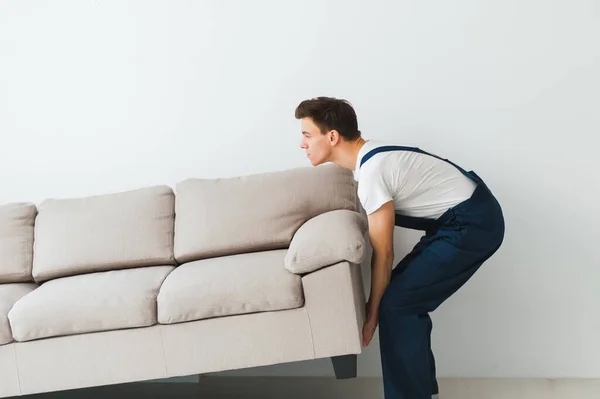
left=357, top=166, right=394, bottom=215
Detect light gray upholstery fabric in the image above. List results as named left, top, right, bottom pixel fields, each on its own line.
left=173, top=164, right=358, bottom=263
left=0, top=203, right=37, bottom=283
left=32, top=186, right=176, bottom=282
left=158, top=250, right=303, bottom=324
left=9, top=266, right=174, bottom=342
left=0, top=283, right=37, bottom=344
left=285, top=209, right=368, bottom=274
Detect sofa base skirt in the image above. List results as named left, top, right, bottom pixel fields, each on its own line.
left=0, top=344, right=20, bottom=397
left=0, top=261, right=366, bottom=397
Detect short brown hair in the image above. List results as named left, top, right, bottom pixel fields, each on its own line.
left=295, top=96, right=361, bottom=140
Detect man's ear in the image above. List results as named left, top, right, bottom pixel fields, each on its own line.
left=328, top=130, right=340, bottom=146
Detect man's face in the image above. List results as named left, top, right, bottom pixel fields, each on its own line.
left=299, top=117, right=332, bottom=166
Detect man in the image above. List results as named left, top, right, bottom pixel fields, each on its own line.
left=295, top=97, right=505, bottom=399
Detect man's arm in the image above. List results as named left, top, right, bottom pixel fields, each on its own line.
left=366, top=200, right=396, bottom=319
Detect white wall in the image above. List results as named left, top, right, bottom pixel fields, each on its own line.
left=1, top=0, right=598, bottom=379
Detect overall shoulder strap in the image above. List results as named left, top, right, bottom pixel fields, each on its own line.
left=360, top=145, right=423, bottom=167
left=360, top=145, right=471, bottom=177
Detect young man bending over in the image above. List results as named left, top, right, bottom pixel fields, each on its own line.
left=295, top=96, right=505, bottom=399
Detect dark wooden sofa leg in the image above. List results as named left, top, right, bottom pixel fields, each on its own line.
left=331, top=354, right=357, bottom=379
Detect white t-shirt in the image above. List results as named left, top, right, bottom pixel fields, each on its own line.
left=353, top=140, right=477, bottom=219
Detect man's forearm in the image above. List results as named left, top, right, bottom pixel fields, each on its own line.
left=367, top=250, right=394, bottom=314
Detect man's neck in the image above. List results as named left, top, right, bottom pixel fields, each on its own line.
left=331, top=137, right=367, bottom=171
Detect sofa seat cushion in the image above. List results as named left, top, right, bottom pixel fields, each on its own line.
left=0, top=283, right=37, bottom=345
left=8, top=266, right=174, bottom=342
left=157, top=250, right=304, bottom=324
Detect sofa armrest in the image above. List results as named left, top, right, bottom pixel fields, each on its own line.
left=284, top=209, right=368, bottom=274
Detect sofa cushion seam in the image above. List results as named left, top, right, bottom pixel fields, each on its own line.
left=303, top=305, right=316, bottom=359
left=12, top=344, right=23, bottom=395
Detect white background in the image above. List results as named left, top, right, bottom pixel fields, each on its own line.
left=1, top=0, right=598, bottom=379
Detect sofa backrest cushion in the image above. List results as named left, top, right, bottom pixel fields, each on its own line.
left=0, top=203, right=37, bottom=283
left=173, top=164, right=359, bottom=263
left=32, top=185, right=176, bottom=282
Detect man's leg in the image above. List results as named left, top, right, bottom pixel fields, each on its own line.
left=377, top=223, right=503, bottom=399
left=379, top=308, right=438, bottom=399
left=427, top=314, right=439, bottom=396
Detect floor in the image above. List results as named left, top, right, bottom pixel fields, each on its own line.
left=13, top=377, right=600, bottom=399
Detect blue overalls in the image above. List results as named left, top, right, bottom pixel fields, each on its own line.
left=360, top=146, right=505, bottom=399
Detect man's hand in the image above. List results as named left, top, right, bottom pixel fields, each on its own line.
left=362, top=302, right=379, bottom=347
left=362, top=200, right=395, bottom=347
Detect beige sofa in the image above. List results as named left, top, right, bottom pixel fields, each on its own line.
left=0, top=164, right=369, bottom=397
